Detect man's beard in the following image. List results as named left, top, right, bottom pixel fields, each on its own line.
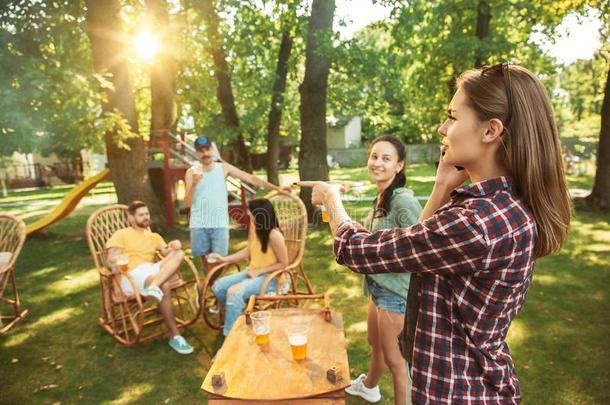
left=135, top=219, right=150, bottom=228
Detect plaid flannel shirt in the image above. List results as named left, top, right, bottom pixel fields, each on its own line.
left=334, top=177, right=536, bottom=404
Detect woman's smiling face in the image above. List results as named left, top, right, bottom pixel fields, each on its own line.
left=367, top=141, right=404, bottom=184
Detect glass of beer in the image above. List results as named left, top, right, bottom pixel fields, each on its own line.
left=192, top=164, right=204, bottom=176
left=286, top=324, right=308, bottom=361
left=321, top=206, right=329, bottom=223
left=251, top=311, right=271, bottom=350
left=116, top=254, right=129, bottom=273
left=320, top=183, right=344, bottom=223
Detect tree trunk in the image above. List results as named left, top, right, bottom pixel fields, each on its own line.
left=266, top=30, right=293, bottom=186
left=146, top=0, right=178, bottom=216
left=475, top=0, right=491, bottom=67
left=299, top=0, right=335, bottom=220
left=586, top=67, right=610, bottom=210
left=148, top=0, right=177, bottom=135
left=200, top=0, right=252, bottom=172
left=85, top=0, right=164, bottom=224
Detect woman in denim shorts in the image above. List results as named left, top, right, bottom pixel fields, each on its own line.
left=345, top=136, right=422, bottom=405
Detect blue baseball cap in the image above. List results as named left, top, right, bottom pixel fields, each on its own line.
left=194, top=135, right=212, bottom=150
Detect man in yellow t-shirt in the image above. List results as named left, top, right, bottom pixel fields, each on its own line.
left=105, top=200, right=193, bottom=354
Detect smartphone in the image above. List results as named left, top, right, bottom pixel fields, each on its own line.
left=441, top=150, right=464, bottom=171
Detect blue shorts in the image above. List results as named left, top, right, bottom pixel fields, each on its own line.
left=366, top=277, right=406, bottom=314
left=190, top=227, right=229, bottom=257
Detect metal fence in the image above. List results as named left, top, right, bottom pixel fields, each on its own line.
left=0, top=162, right=86, bottom=189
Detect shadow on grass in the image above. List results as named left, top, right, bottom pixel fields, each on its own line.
left=0, top=208, right=220, bottom=403
left=2, top=183, right=607, bottom=404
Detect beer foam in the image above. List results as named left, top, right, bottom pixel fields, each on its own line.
left=254, top=325, right=269, bottom=335
left=288, top=335, right=307, bottom=346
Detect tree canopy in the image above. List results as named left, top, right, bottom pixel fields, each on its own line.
left=0, top=1, right=106, bottom=159
left=0, top=0, right=606, bottom=184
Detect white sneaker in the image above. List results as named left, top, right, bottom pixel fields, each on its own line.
left=140, top=286, right=164, bottom=303
left=345, top=373, right=381, bottom=403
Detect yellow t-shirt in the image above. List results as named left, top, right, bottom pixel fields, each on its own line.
left=248, top=227, right=278, bottom=270
left=105, top=227, right=166, bottom=271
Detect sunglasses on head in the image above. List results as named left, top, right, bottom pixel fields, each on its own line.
left=481, top=61, right=513, bottom=126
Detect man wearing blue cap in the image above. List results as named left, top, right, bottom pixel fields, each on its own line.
left=185, top=135, right=288, bottom=273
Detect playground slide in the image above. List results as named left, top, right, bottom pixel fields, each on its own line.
left=26, top=168, right=111, bottom=236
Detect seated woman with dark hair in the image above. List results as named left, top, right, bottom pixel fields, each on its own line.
left=207, top=198, right=289, bottom=336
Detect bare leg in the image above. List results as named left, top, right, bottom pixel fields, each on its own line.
left=364, top=299, right=388, bottom=388
left=143, top=250, right=184, bottom=337
left=144, top=250, right=184, bottom=288
left=157, top=282, right=179, bottom=337
left=378, top=308, right=409, bottom=405
left=200, top=256, right=209, bottom=275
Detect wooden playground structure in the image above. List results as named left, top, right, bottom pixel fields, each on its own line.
left=147, top=130, right=256, bottom=229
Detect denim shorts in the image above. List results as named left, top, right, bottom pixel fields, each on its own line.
left=190, top=227, right=229, bottom=256
left=366, top=277, right=406, bottom=314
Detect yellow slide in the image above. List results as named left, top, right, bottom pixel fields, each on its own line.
left=26, top=168, right=111, bottom=236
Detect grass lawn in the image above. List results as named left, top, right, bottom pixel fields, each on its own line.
left=0, top=164, right=608, bottom=404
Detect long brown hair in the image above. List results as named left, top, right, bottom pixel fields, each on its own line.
left=248, top=198, right=280, bottom=253
left=457, top=65, right=571, bottom=258
left=368, top=135, right=407, bottom=218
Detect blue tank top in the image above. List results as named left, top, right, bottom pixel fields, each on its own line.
left=189, top=163, right=229, bottom=228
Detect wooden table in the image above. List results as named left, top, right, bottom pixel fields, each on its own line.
left=201, top=307, right=350, bottom=404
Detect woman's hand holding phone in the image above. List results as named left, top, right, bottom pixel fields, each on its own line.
left=437, top=147, right=469, bottom=192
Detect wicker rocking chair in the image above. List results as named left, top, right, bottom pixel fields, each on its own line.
left=86, top=204, right=201, bottom=345
left=0, top=214, right=28, bottom=335
left=201, top=191, right=312, bottom=330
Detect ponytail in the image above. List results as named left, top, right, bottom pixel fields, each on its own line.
left=374, top=171, right=406, bottom=218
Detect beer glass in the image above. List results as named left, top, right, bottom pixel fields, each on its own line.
left=320, top=183, right=343, bottom=223
left=116, top=254, right=129, bottom=273
left=321, top=206, right=330, bottom=223
left=286, top=325, right=308, bottom=361
left=192, top=164, right=204, bottom=176
left=251, top=311, right=271, bottom=349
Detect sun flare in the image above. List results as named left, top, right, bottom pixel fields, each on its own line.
left=134, top=31, right=159, bottom=61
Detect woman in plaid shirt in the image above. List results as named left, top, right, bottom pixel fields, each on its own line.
left=299, top=64, right=571, bottom=404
